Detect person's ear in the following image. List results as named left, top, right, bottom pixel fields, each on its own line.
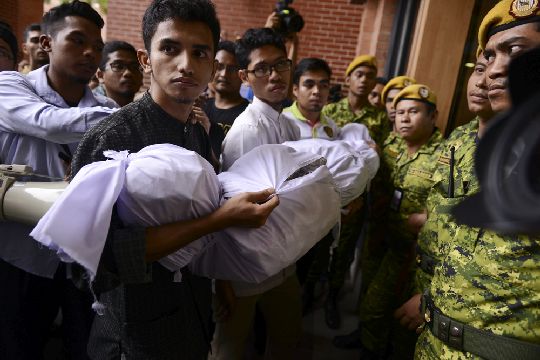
left=239, top=69, right=250, bottom=85
left=40, top=34, right=52, bottom=53
left=96, top=68, right=104, bottom=81
left=21, top=42, right=29, bottom=56
left=431, top=109, right=439, bottom=126
left=137, top=49, right=151, bottom=74
left=292, top=84, right=299, bottom=99
left=345, top=75, right=350, bottom=87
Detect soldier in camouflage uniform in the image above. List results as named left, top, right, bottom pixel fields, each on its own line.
left=320, top=55, right=387, bottom=329
left=335, top=84, right=443, bottom=358
left=393, top=54, right=493, bottom=359
left=414, top=1, right=540, bottom=358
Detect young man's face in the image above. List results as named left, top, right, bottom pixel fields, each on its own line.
left=98, top=49, right=143, bottom=98
left=369, top=82, right=384, bottom=108
left=0, top=38, right=15, bottom=71
left=346, top=65, right=377, bottom=98
left=23, top=29, right=48, bottom=67
left=385, top=88, right=401, bottom=123
left=293, top=69, right=330, bottom=114
left=142, top=19, right=215, bottom=105
left=467, top=56, right=492, bottom=119
left=212, top=49, right=242, bottom=96
left=42, top=16, right=104, bottom=84
left=395, top=99, right=435, bottom=143
left=484, top=22, right=540, bottom=113
left=240, top=45, right=290, bottom=107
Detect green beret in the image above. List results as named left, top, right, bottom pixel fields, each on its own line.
left=345, top=55, right=377, bottom=77
left=393, top=84, right=437, bottom=108
left=381, top=76, right=416, bottom=104
left=478, top=0, right=540, bottom=50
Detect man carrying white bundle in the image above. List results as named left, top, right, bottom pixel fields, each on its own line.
left=70, top=1, right=278, bottom=359
left=217, top=27, right=303, bottom=360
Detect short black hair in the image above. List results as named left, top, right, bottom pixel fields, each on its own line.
left=375, top=76, right=387, bottom=85
left=0, top=21, right=18, bottom=65
left=142, top=0, right=220, bottom=54
left=99, top=40, right=137, bottom=70
left=217, top=40, right=237, bottom=57
left=42, top=0, right=104, bottom=37
left=236, top=28, right=286, bottom=69
left=292, top=57, right=332, bottom=85
left=23, top=23, right=41, bottom=42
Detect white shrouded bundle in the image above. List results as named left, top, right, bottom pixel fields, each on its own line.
left=283, top=126, right=379, bottom=206
left=190, top=144, right=341, bottom=283
left=31, top=144, right=220, bottom=281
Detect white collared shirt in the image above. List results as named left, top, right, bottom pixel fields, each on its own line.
left=221, top=96, right=300, bottom=171
left=0, top=66, right=117, bottom=278
left=220, top=96, right=301, bottom=296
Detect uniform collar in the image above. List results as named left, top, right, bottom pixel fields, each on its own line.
left=252, top=96, right=282, bottom=121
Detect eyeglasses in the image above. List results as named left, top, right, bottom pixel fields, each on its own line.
left=108, top=61, right=143, bottom=73
left=246, top=59, right=292, bottom=78
left=216, top=62, right=240, bottom=73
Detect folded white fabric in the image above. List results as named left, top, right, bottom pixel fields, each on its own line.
left=31, top=144, right=220, bottom=281
left=191, top=144, right=341, bottom=283
left=284, top=137, right=379, bottom=206
left=337, top=123, right=380, bottom=180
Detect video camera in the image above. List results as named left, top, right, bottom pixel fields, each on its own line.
left=275, top=0, right=304, bottom=36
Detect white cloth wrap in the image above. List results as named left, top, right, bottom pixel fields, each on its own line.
left=31, top=144, right=220, bottom=281
left=191, top=144, right=341, bottom=283
left=283, top=138, right=378, bottom=206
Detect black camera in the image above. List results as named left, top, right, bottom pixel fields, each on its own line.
left=275, top=0, right=305, bottom=36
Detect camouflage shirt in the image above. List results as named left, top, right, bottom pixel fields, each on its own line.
left=414, top=119, right=480, bottom=293
left=322, top=97, right=390, bottom=146
left=384, top=129, right=443, bottom=246
left=416, top=119, right=540, bottom=359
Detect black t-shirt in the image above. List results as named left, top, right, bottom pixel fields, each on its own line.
left=203, top=98, right=248, bottom=157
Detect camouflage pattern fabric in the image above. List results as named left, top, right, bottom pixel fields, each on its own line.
left=415, top=119, right=540, bottom=359
left=358, top=130, right=443, bottom=353
left=322, top=97, right=390, bottom=146
left=413, top=119, right=479, bottom=294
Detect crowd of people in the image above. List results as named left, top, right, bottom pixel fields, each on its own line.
left=0, top=0, right=538, bottom=359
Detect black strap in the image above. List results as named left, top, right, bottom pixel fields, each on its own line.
left=423, top=293, right=540, bottom=360
left=415, top=245, right=438, bottom=276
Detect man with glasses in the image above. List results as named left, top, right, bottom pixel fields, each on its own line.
left=20, top=23, right=49, bottom=74
left=203, top=40, right=248, bottom=158
left=94, top=40, right=143, bottom=107
left=215, top=28, right=302, bottom=360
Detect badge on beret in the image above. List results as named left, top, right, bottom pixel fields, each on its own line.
left=419, top=87, right=429, bottom=99
left=510, top=0, right=539, bottom=18
left=323, top=126, right=334, bottom=138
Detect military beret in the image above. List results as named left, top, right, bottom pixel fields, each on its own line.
left=345, top=55, right=377, bottom=77
left=478, top=0, right=540, bottom=50
left=393, top=84, right=437, bottom=108
left=381, top=76, right=416, bottom=104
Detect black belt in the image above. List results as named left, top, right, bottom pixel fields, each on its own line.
left=415, top=245, right=438, bottom=276
left=422, top=293, right=540, bottom=360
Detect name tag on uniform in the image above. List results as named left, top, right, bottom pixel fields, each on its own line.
left=437, top=155, right=451, bottom=165
left=408, top=168, right=433, bottom=180
left=390, top=188, right=403, bottom=211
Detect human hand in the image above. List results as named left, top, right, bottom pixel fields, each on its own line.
left=407, top=211, right=427, bottom=234
left=192, top=106, right=211, bottom=135
left=216, top=188, right=279, bottom=228
left=342, top=196, right=364, bottom=223
left=264, top=12, right=280, bottom=29
left=214, top=280, right=236, bottom=322
left=394, top=293, right=425, bottom=334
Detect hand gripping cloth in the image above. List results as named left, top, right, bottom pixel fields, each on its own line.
left=31, top=144, right=220, bottom=282
left=191, top=144, right=341, bottom=283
